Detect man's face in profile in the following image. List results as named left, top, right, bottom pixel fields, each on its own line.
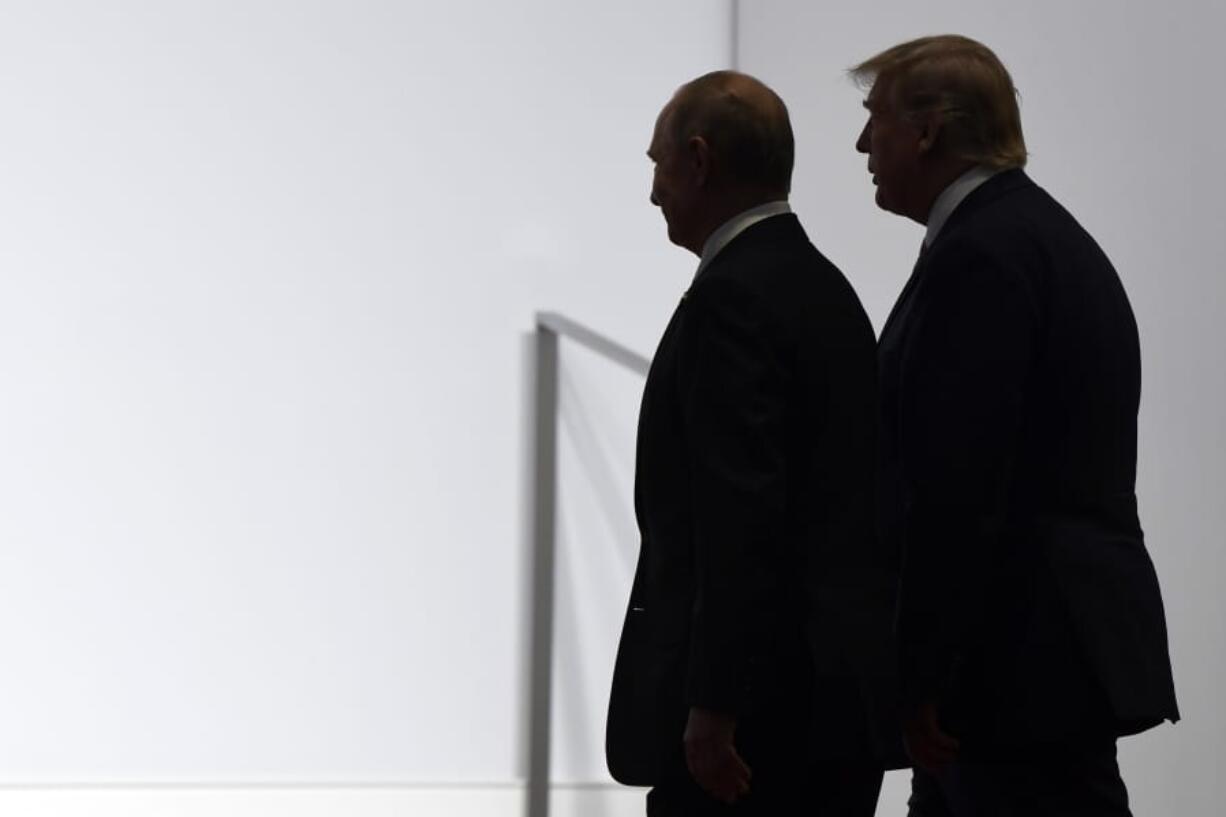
left=856, top=81, right=924, bottom=219
left=648, top=102, right=700, bottom=251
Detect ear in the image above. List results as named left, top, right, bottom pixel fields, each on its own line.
left=686, top=135, right=712, bottom=186
left=916, top=111, right=942, bottom=157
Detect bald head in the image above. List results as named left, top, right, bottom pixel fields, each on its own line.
left=664, top=70, right=794, bottom=196
left=647, top=71, right=795, bottom=254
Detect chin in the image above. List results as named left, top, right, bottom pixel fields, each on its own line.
left=875, top=187, right=901, bottom=216
left=664, top=221, right=686, bottom=248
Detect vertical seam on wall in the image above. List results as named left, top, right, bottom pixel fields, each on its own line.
left=730, top=0, right=740, bottom=70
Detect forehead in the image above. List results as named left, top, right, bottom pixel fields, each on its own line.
left=648, top=101, right=675, bottom=152
left=862, top=89, right=881, bottom=112
left=862, top=78, right=894, bottom=112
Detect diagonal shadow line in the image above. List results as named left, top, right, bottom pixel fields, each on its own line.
left=551, top=358, right=642, bottom=802
left=519, top=324, right=646, bottom=807
left=557, top=365, right=638, bottom=575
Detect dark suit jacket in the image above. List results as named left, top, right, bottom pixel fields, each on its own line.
left=606, top=214, right=899, bottom=786
left=878, top=169, right=1179, bottom=748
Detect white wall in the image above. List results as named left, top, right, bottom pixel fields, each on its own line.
left=5, top=1, right=1220, bottom=814
left=738, top=2, right=1226, bottom=814
left=0, top=0, right=729, bottom=795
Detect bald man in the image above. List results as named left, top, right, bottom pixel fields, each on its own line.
left=606, top=71, right=897, bottom=816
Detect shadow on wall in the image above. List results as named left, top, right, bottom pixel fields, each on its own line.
left=516, top=326, right=645, bottom=795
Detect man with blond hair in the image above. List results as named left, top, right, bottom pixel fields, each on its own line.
left=852, top=34, right=1179, bottom=815
left=606, top=70, right=895, bottom=816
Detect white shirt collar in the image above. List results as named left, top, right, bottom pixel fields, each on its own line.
left=695, top=200, right=792, bottom=276
left=924, top=165, right=998, bottom=248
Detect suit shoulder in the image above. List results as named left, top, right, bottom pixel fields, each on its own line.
left=703, top=229, right=854, bottom=298
left=946, top=180, right=1106, bottom=261
left=929, top=182, right=1126, bottom=323
left=694, top=235, right=873, bottom=352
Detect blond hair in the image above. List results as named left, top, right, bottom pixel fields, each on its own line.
left=850, top=35, right=1027, bottom=169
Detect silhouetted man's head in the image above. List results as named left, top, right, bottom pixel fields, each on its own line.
left=647, top=71, right=794, bottom=254
left=851, top=35, right=1027, bottom=224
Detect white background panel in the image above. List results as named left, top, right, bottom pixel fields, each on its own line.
left=0, top=0, right=729, bottom=783
left=0, top=0, right=1221, bottom=814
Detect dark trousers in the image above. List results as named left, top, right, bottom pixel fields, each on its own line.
left=907, top=739, right=1131, bottom=817
left=646, top=758, right=883, bottom=817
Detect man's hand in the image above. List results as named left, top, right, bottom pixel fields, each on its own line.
left=903, top=701, right=960, bottom=773
left=683, top=706, right=751, bottom=804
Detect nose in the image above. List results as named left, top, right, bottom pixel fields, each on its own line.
left=856, top=120, right=870, bottom=154
left=650, top=189, right=660, bottom=207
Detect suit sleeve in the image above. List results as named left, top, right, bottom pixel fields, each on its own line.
left=896, top=242, right=1039, bottom=708
left=677, top=276, right=790, bottom=716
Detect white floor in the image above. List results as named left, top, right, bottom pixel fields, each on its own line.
left=0, top=772, right=913, bottom=816
left=0, top=785, right=635, bottom=817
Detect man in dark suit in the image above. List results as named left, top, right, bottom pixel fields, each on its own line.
left=606, top=71, right=896, bottom=816
left=852, top=35, right=1179, bottom=815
